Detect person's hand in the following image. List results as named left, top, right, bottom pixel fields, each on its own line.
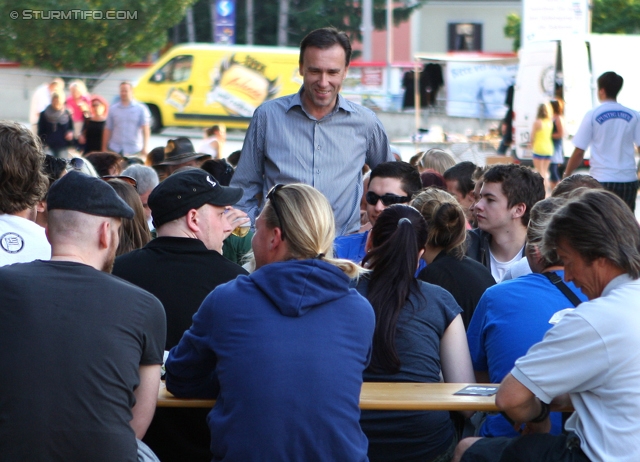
left=224, top=208, right=250, bottom=238
left=65, top=131, right=74, bottom=141
left=78, top=134, right=86, bottom=145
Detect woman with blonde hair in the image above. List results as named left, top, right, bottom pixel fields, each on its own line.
left=410, top=148, right=456, bottom=174
left=530, top=103, right=554, bottom=190
left=412, top=188, right=495, bottom=328
left=66, top=80, right=91, bottom=140
left=165, top=183, right=374, bottom=461
left=357, top=203, right=474, bottom=462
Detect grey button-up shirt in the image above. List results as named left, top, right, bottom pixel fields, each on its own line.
left=231, top=87, right=392, bottom=236
left=105, top=100, right=150, bottom=156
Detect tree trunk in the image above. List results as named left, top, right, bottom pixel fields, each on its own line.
left=246, top=0, right=254, bottom=44
left=186, top=7, right=196, bottom=43
left=277, top=0, right=289, bottom=46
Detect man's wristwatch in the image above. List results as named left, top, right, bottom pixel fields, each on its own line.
left=530, top=400, right=550, bottom=423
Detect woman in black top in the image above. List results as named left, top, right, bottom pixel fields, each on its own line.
left=413, top=187, right=496, bottom=329
left=81, top=95, right=108, bottom=154
left=37, top=92, right=74, bottom=157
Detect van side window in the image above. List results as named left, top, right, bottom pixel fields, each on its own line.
left=151, top=55, right=194, bottom=84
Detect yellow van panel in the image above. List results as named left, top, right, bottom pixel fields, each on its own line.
left=134, top=44, right=302, bottom=131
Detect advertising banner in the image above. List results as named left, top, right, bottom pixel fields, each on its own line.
left=522, top=0, right=589, bottom=46
left=446, top=62, right=518, bottom=119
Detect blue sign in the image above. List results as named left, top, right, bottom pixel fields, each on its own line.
left=215, top=0, right=236, bottom=44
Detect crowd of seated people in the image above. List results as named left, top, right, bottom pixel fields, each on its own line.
left=4, top=62, right=640, bottom=462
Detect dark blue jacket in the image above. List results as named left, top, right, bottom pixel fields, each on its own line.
left=166, top=259, right=374, bottom=462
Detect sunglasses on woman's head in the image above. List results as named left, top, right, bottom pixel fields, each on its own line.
left=365, top=191, right=411, bottom=207
left=266, top=184, right=287, bottom=241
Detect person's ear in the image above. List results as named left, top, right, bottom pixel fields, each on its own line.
left=98, top=221, right=111, bottom=250
left=185, top=209, right=199, bottom=233
left=36, top=200, right=46, bottom=214
left=512, top=203, right=526, bottom=219
left=364, top=230, right=373, bottom=253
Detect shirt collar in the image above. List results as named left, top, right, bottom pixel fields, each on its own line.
left=286, top=86, right=354, bottom=118
left=601, top=273, right=634, bottom=297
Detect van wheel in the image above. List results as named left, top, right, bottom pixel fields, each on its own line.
left=148, top=105, right=163, bottom=134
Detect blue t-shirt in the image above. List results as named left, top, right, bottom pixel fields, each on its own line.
left=334, top=230, right=369, bottom=263
left=467, top=270, right=587, bottom=437
left=335, top=230, right=427, bottom=275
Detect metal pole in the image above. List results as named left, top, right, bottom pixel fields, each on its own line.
left=246, top=0, right=254, bottom=44
left=386, top=0, right=393, bottom=103
left=362, top=0, right=373, bottom=61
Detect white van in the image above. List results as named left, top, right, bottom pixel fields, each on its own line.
left=512, top=34, right=640, bottom=163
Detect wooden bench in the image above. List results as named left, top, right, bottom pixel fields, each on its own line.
left=157, top=382, right=502, bottom=411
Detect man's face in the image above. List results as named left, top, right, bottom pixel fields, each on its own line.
left=299, top=45, right=348, bottom=118
left=196, top=204, right=231, bottom=253
left=446, top=179, right=475, bottom=221
left=120, top=83, right=133, bottom=104
left=556, top=239, right=603, bottom=300
left=474, top=181, right=517, bottom=233
left=366, top=176, right=407, bottom=226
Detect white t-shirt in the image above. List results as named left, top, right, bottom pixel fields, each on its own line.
left=196, top=136, right=218, bottom=157
left=500, top=255, right=532, bottom=281
left=489, top=245, right=524, bottom=282
left=572, top=101, right=640, bottom=182
left=0, top=214, right=51, bottom=266
left=512, top=275, right=640, bottom=462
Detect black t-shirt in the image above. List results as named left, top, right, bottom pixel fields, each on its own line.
left=113, top=237, right=248, bottom=350
left=113, top=237, right=248, bottom=462
left=418, top=250, right=496, bottom=329
left=83, top=119, right=106, bottom=154
left=0, top=260, right=165, bottom=462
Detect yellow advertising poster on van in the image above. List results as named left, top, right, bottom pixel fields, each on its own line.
left=134, top=44, right=302, bottom=132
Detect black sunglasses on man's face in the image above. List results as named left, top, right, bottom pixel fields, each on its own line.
left=365, top=191, right=411, bottom=207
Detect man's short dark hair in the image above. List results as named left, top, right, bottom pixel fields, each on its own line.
left=443, top=161, right=476, bottom=196
left=299, top=27, right=352, bottom=67
left=597, top=72, right=623, bottom=99
left=483, top=164, right=545, bottom=226
left=0, top=121, right=48, bottom=214
left=369, top=161, right=422, bottom=197
left=543, top=189, right=640, bottom=279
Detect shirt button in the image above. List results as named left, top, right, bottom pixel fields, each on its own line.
left=316, top=169, right=320, bottom=174
left=317, top=145, right=321, bottom=150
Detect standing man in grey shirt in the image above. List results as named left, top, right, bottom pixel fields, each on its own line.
left=230, top=27, right=393, bottom=236
left=103, top=81, right=151, bottom=157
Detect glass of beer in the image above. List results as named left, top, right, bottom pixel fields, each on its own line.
left=232, top=219, right=251, bottom=237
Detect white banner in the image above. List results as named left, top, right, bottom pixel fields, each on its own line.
left=446, top=62, right=518, bottom=119
left=522, top=0, right=589, bottom=46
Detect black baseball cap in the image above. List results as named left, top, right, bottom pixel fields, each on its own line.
left=149, top=169, right=243, bottom=228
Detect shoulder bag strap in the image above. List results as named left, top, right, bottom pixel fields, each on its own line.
left=542, top=271, right=582, bottom=307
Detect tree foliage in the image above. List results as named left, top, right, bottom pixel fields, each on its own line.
left=0, top=0, right=195, bottom=73
left=592, top=0, right=640, bottom=34
left=503, top=13, right=521, bottom=52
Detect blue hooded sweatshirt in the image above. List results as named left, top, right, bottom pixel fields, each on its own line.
left=166, top=259, right=375, bottom=462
